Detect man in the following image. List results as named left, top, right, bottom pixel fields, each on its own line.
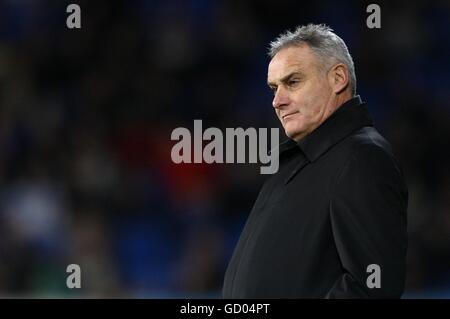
left=222, top=24, right=408, bottom=298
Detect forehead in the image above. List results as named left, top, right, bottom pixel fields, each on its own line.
left=267, top=45, right=318, bottom=80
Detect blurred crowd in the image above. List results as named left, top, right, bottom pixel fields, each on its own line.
left=0, top=0, right=449, bottom=298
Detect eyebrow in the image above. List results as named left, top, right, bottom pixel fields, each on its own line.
left=267, top=71, right=304, bottom=87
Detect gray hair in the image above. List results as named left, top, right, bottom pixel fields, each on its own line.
left=268, top=24, right=357, bottom=95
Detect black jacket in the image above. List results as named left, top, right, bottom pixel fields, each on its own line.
left=222, top=96, right=408, bottom=298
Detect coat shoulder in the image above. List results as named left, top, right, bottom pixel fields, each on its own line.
left=347, top=126, right=393, bottom=156
left=339, top=127, right=406, bottom=186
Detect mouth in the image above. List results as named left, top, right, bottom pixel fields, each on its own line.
left=282, top=111, right=299, bottom=120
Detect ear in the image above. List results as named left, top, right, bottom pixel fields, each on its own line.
left=327, top=63, right=349, bottom=94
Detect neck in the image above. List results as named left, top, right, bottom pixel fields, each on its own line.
left=291, top=91, right=354, bottom=142
left=334, top=90, right=353, bottom=109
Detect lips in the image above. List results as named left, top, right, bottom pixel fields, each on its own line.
left=282, top=111, right=299, bottom=120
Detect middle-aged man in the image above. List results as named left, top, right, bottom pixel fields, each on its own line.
left=222, top=24, right=408, bottom=298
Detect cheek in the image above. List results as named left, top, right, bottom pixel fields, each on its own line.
left=294, top=86, right=326, bottom=116
left=293, top=96, right=315, bottom=117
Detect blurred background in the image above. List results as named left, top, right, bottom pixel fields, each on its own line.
left=0, top=0, right=449, bottom=298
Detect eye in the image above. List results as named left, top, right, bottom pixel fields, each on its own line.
left=288, top=79, right=300, bottom=87
left=269, top=86, right=277, bottom=95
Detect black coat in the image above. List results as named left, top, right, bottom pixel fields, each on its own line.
left=222, top=96, right=408, bottom=298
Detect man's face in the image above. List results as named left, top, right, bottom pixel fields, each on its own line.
left=267, top=45, right=334, bottom=141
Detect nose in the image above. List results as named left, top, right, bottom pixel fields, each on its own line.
left=272, top=86, right=289, bottom=109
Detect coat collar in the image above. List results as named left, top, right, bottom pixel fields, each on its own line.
left=278, top=95, right=373, bottom=162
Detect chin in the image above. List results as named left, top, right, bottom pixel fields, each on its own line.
left=284, top=124, right=303, bottom=140
left=284, top=129, right=299, bottom=141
